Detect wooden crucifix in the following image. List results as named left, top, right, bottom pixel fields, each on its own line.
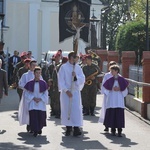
left=68, top=4, right=88, bottom=55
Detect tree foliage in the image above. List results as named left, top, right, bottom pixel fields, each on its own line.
left=115, top=20, right=150, bottom=64
left=129, top=0, right=149, bottom=21
left=100, top=0, right=131, bottom=50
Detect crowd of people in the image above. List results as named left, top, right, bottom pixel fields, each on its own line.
left=0, top=48, right=129, bottom=138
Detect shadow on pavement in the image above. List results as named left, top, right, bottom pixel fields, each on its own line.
left=0, top=142, right=37, bottom=150
left=11, top=111, right=18, bottom=121
left=60, top=127, right=108, bottom=149
left=0, top=130, right=6, bottom=134
left=101, top=132, right=138, bottom=148
left=61, top=134, right=107, bottom=150
left=18, top=132, right=50, bottom=148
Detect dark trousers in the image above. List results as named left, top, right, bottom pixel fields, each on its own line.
left=82, top=84, right=97, bottom=113
left=29, top=110, right=46, bottom=132
left=17, top=88, right=23, bottom=100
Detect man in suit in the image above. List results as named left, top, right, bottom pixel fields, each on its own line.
left=0, top=58, right=8, bottom=104
left=11, top=52, right=27, bottom=89
left=8, top=50, right=21, bottom=85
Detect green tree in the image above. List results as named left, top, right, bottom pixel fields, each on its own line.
left=115, top=20, right=149, bottom=64
left=130, top=0, right=149, bottom=21
left=100, top=0, right=131, bottom=50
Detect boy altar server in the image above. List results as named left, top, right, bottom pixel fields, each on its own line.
left=103, top=65, right=128, bottom=137
left=23, top=67, right=48, bottom=137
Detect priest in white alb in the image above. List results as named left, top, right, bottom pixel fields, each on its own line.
left=58, top=51, right=85, bottom=136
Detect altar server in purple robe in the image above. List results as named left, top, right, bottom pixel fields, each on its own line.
left=18, top=60, right=38, bottom=132
left=23, top=66, right=48, bottom=137
left=98, top=61, right=117, bottom=131
left=103, top=65, right=128, bottom=137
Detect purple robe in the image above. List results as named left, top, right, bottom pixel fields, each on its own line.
left=24, top=79, right=48, bottom=93
left=103, top=75, right=129, bottom=91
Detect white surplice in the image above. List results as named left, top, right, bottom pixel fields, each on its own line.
left=98, top=72, right=113, bottom=123
left=24, top=82, right=48, bottom=111
left=18, top=70, right=43, bottom=125
left=58, top=61, right=85, bottom=126
left=99, top=72, right=128, bottom=123
left=18, top=82, right=48, bottom=125
left=18, top=70, right=35, bottom=125
left=104, top=80, right=128, bottom=109
left=18, top=70, right=35, bottom=89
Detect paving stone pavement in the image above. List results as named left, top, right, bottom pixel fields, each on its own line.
left=0, top=89, right=150, bottom=150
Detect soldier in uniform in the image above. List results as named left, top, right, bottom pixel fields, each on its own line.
left=47, top=52, right=61, bottom=117
left=17, top=58, right=31, bottom=100
left=11, top=52, right=27, bottom=88
left=0, top=58, right=8, bottom=104
left=82, top=54, right=101, bottom=116
left=79, top=55, right=86, bottom=68
left=80, top=55, right=87, bottom=113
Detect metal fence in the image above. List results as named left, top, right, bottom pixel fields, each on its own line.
left=102, top=61, right=122, bottom=74
left=102, top=61, right=108, bottom=73
left=128, top=65, right=143, bottom=97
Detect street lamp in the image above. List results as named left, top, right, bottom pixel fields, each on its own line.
left=90, top=8, right=100, bottom=49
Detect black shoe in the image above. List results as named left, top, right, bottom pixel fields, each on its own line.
left=84, top=112, right=89, bottom=116
left=111, top=132, right=116, bottom=136
left=33, top=132, right=38, bottom=137
left=26, top=125, right=31, bottom=132
left=29, top=131, right=33, bottom=134
left=65, top=130, right=71, bottom=136
left=117, top=128, right=122, bottom=137
left=38, top=130, right=42, bottom=135
left=65, top=126, right=72, bottom=136
left=55, top=114, right=60, bottom=119
left=104, top=127, right=109, bottom=132
left=118, top=133, right=122, bottom=137
left=111, top=128, right=116, bottom=136
left=91, top=112, right=95, bottom=116
left=73, top=127, right=82, bottom=136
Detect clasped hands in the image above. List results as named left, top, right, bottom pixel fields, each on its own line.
left=33, top=97, right=42, bottom=103
left=113, top=86, right=120, bottom=91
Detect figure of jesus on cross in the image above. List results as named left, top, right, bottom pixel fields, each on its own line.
left=69, top=4, right=88, bottom=55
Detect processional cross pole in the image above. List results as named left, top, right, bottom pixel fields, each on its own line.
left=68, top=4, right=88, bottom=55
left=67, top=4, right=88, bottom=120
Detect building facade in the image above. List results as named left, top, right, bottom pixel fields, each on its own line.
left=2, top=0, right=103, bottom=62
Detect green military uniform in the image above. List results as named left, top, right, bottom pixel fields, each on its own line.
left=47, top=62, right=60, bottom=117
left=82, top=63, right=101, bottom=115
left=52, top=63, right=61, bottom=118
left=17, top=66, right=29, bottom=100
left=13, top=61, right=24, bottom=85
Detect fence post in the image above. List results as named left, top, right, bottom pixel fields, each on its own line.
left=121, top=51, right=136, bottom=78
left=142, top=51, right=150, bottom=118
left=95, top=49, right=107, bottom=70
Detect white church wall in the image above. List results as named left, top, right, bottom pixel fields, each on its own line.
left=5, top=1, right=29, bottom=55
left=3, top=0, right=103, bottom=62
